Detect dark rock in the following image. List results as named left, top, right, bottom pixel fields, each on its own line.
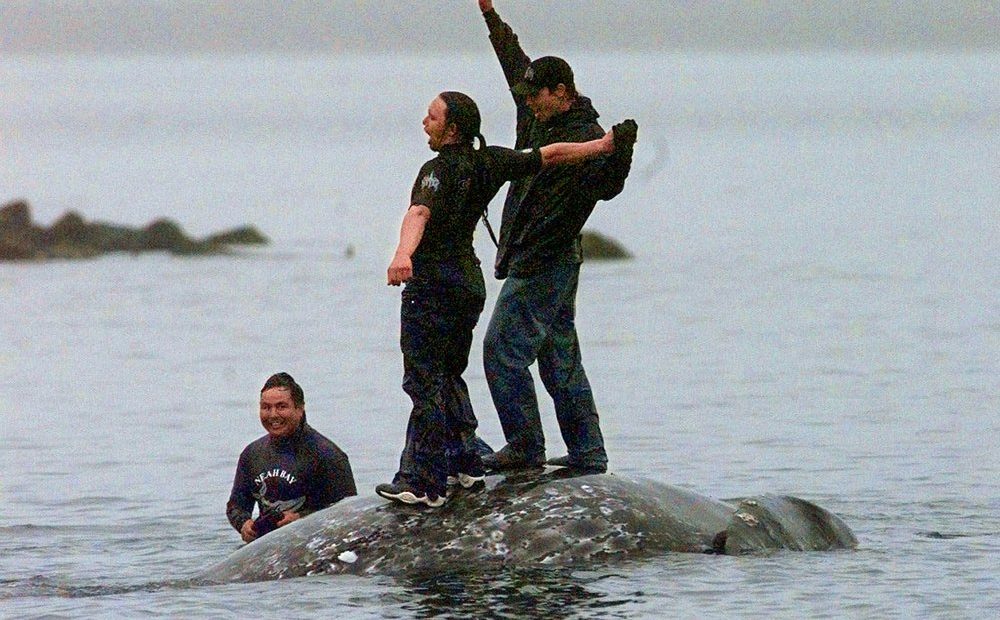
left=89, top=222, right=148, bottom=253
left=46, top=243, right=104, bottom=260
left=0, top=200, right=43, bottom=260
left=581, top=230, right=632, bottom=260
left=0, top=234, right=42, bottom=260
left=0, top=199, right=270, bottom=261
left=44, top=212, right=105, bottom=258
left=44, top=211, right=90, bottom=246
left=0, top=200, right=32, bottom=230
left=143, top=218, right=211, bottom=254
left=204, top=225, right=269, bottom=246
left=144, top=218, right=195, bottom=252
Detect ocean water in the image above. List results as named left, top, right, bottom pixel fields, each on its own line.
left=1, top=51, right=998, bottom=617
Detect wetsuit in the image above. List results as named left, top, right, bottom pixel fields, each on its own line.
left=393, top=143, right=543, bottom=497
left=226, top=418, right=356, bottom=536
left=481, top=8, right=635, bottom=469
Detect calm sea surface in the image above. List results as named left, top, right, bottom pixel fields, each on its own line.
left=1, top=51, right=998, bottom=617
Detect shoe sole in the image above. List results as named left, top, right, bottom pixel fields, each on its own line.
left=376, top=487, right=445, bottom=508
left=447, top=473, right=486, bottom=488
left=422, top=495, right=445, bottom=507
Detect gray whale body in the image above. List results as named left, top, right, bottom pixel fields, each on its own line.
left=201, top=470, right=856, bottom=582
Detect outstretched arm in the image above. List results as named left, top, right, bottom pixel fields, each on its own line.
left=490, top=123, right=633, bottom=182
left=387, top=205, right=430, bottom=286
left=540, top=131, right=615, bottom=168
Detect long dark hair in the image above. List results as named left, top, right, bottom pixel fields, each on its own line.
left=438, top=91, right=501, bottom=245
left=439, top=91, right=486, bottom=150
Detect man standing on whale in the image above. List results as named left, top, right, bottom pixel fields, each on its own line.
left=476, top=0, right=637, bottom=474
left=377, top=90, right=635, bottom=508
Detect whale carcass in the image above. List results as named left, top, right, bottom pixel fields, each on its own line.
left=200, top=470, right=857, bottom=582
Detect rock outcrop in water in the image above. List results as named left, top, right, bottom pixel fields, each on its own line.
left=0, top=199, right=268, bottom=260
left=581, top=230, right=632, bottom=260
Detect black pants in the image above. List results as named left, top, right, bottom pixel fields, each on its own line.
left=393, top=268, right=486, bottom=495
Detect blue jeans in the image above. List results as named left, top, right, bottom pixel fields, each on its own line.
left=483, top=261, right=607, bottom=467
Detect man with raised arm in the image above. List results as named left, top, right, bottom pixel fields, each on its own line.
left=476, top=0, right=637, bottom=474
left=376, top=90, right=633, bottom=508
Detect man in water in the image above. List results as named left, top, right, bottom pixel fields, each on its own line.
left=476, top=0, right=637, bottom=474
left=227, top=372, right=356, bottom=542
left=376, top=91, right=634, bottom=508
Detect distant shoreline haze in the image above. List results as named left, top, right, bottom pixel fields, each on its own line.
left=3, top=0, right=999, bottom=54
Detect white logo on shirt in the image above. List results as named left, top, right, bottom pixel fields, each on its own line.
left=254, top=469, right=297, bottom=487
left=421, top=171, right=440, bottom=192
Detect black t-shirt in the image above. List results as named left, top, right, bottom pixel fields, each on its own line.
left=409, top=143, right=541, bottom=269
left=226, top=421, right=356, bottom=536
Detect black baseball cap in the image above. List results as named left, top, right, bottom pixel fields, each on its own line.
left=512, top=56, right=575, bottom=97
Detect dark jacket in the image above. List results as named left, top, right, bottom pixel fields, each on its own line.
left=408, top=142, right=542, bottom=294
left=483, top=9, right=635, bottom=278
left=226, top=418, right=356, bottom=536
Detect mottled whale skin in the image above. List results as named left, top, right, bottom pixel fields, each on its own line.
left=201, top=470, right=856, bottom=582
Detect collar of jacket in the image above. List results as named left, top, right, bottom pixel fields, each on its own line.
left=542, top=95, right=600, bottom=128
left=438, top=143, right=473, bottom=154
left=268, top=417, right=309, bottom=447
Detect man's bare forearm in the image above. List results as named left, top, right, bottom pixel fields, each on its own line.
left=540, top=133, right=614, bottom=168
left=387, top=205, right=430, bottom=286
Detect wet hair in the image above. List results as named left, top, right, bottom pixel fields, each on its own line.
left=439, top=91, right=486, bottom=149
left=261, top=372, right=304, bottom=408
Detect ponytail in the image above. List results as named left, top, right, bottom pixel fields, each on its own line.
left=438, top=92, right=499, bottom=247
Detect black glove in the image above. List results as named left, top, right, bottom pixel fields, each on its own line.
left=254, top=505, right=283, bottom=536
left=253, top=496, right=305, bottom=536
left=611, top=119, right=638, bottom=153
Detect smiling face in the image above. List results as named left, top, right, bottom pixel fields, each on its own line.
left=423, top=96, right=457, bottom=151
left=259, top=386, right=304, bottom=439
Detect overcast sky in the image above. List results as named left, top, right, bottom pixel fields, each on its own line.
left=3, top=0, right=999, bottom=54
